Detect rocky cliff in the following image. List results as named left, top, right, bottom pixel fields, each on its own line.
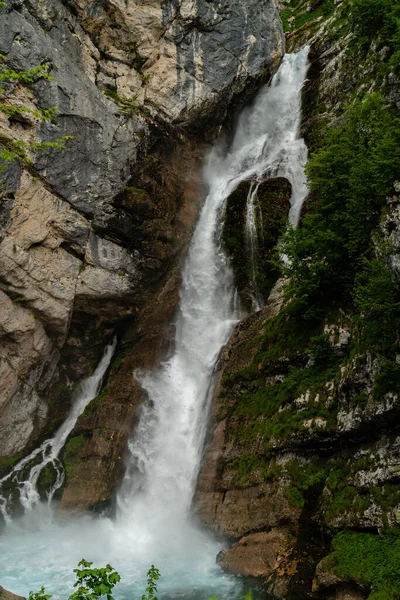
left=0, top=0, right=284, bottom=504
left=195, top=1, right=400, bottom=599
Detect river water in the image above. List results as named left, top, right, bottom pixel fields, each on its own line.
left=0, top=50, right=309, bottom=600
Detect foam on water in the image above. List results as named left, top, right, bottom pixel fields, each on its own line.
left=0, top=50, right=309, bottom=600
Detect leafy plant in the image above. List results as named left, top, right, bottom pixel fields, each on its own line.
left=69, top=559, right=121, bottom=600
left=28, top=588, right=52, bottom=600
left=281, top=93, right=400, bottom=331
left=331, top=530, right=400, bottom=599
left=103, top=89, right=139, bottom=117
left=141, top=565, right=161, bottom=600
left=0, top=54, right=72, bottom=170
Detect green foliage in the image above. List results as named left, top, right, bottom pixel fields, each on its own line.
left=281, top=93, right=400, bottom=341
left=354, top=257, right=400, bottom=353
left=63, top=435, right=86, bottom=475
left=280, top=0, right=335, bottom=34
left=28, top=588, right=52, bottom=600
left=69, top=559, right=121, bottom=600
left=285, top=486, right=305, bottom=509
left=0, top=455, right=18, bottom=468
left=103, top=89, right=139, bottom=117
left=141, top=565, right=161, bottom=600
left=307, top=333, right=333, bottom=366
left=331, top=531, right=400, bottom=599
left=26, top=562, right=165, bottom=600
left=351, top=0, right=400, bottom=66
left=0, top=56, right=72, bottom=169
left=373, top=361, right=400, bottom=399
left=324, top=485, right=370, bottom=522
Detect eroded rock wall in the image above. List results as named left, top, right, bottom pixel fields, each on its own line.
left=195, top=2, right=400, bottom=599
left=0, top=0, right=284, bottom=495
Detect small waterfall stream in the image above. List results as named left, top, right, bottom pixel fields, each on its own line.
left=245, top=181, right=263, bottom=311
left=0, top=50, right=309, bottom=600
left=0, top=338, right=117, bottom=522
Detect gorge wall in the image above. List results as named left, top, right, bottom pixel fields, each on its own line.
left=0, top=0, right=283, bottom=491
left=195, top=1, right=400, bottom=599
left=1, top=1, right=400, bottom=600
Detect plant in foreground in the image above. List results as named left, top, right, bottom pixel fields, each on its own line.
left=27, top=561, right=158, bottom=600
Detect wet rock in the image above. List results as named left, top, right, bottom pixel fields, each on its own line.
left=0, top=0, right=284, bottom=460
left=0, top=587, right=25, bottom=600
left=217, top=529, right=294, bottom=578
left=66, top=0, right=284, bottom=129
left=222, top=177, right=291, bottom=309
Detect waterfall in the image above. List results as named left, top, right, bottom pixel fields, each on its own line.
left=0, top=50, right=309, bottom=600
left=245, top=182, right=263, bottom=311
left=0, top=338, right=117, bottom=522
left=240, top=49, right=309, bottom=306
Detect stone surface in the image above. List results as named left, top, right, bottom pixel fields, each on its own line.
left=217, top=529, right=293, bottom=578
left=222, top=177, right=292, bottom=309
left=0, top=0, right=284, bottom=459
left=0, top=587, right=24, bottom=600
left=67, top=0, right=284, bottom=128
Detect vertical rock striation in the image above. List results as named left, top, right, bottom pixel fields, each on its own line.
left=0, top=0, right=284, bottom=505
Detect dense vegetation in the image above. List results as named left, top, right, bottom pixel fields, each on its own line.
left=281, top=93, right=400, bottom=355
left=218, top=2, right=400, bottom=597
left=351, top=0, right=400, bottom=69
left=331, top=531, right=400, bottom=600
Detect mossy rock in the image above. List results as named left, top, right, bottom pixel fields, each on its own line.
left=62, top=435, right=87, bottom=476
left=222, top=177, right=291, bottom=310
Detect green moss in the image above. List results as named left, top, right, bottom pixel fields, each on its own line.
left=372, top=485, right=400, bottom=514
left=285, top=486, right=305, bottom=509
left=373, top=362, right=400, bottom=400
left=280, top=0, right=335, bottom=34
left=230, top=356, right=340, bottom=448
left=122, top=186, right=147, bottom=197
left=0, top=456, right=18, bottom=469
left=110, top=346, right=131, bottom=374
left=324, top=486, right=359, bottom=520
left=37, top=463, right=57, bottom=491
left=82, top=389, right=108, bottom=416
left=63, top=435, right=86, bottom=475
left=221, top=178, right=291, bottom=309
left=330, top=530, right=400, bottom=599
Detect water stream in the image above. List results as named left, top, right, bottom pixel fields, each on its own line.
left=0, top=338, right=117, bottom=522
left=0, top=50, right=309, bottom=600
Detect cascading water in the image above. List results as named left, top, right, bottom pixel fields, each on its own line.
left=240, top=48, right=309, bottom=306
left=245, top=182, right=263, bottom=311
left=0, top=50, right=309, bottom=600
left=0, top=338, right=117, bottom=523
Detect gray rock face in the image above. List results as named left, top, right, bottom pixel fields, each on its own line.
left=2, top=0, right=144, bottom=223
left=0, top=0, right=284, bottom=457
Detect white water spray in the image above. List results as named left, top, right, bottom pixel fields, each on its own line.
left=245, top=182, right=263, bottom=311
left=0, top=338, right=117, bottom=522
left=0, top=51, right=309, bottom=600
left=239, top=49, right=309, bottom=305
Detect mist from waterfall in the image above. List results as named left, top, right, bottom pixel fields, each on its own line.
left=0, top=50, right=309, bottom=600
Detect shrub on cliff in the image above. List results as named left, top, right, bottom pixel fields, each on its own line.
left=351, top=0, right=400, bottom=47
left=0, top=3, right=72, bottom=174
left=281, top=93, right=400, bottom=348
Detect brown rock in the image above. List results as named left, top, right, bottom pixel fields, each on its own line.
left=312, top=555, right=347, bottom=593
left=217, top=484, right=299, bottom=538
left=0, top=587, right=24, bottom=600
left=217, top=529, right=293, bottom=578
